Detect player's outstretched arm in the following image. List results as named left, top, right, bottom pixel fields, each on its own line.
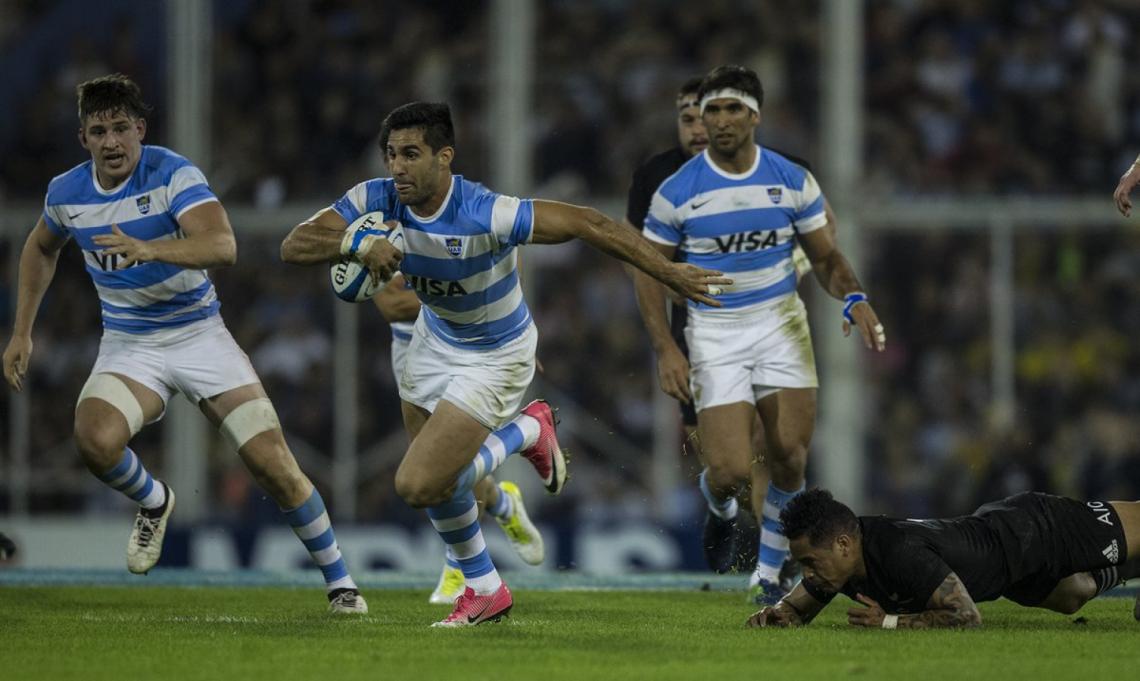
left=798, top=226, right=886, bottom=352
left=281, top=207, right=402, bottom=282
left=530, top=200, right=731, bottom=307
left=372, top=274, right=420, bottom=323
left=629, top=238, right=692, bottom=404
left=1114, top=154, right=1140, bottom=217
left=847, top=573, right=982, bottom=630
left=3, top=218, right=68, bottom=392
left=91, top=201, right=237, bottom=269
left=746, top=583, right=826, bottom=628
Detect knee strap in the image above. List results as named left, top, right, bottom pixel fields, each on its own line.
left=78, top=373, right=145, bottom=436
left=220, top=398, right=280, bottom=452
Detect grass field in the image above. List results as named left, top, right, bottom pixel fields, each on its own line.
left=2, top=574, right=1138, bottom=680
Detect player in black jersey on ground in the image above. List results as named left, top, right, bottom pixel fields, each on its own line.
left=747, top=488, right=1140, bottom=629
left=624, top=77, right=834, bottom=584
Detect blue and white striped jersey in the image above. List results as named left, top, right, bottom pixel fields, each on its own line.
left=42, top=145, right=221, bottom=334
left=332, top=175, right=534, bottom=349
left=644, top=145, right=827, bottom=323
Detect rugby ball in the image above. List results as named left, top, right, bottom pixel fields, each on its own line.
left=329, top=211, right=405, bottom=303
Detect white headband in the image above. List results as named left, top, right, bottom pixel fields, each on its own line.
left=699, top=88, right=759, bottom=115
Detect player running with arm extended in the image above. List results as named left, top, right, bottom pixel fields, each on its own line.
left=634, top=65, right=884, bottom=606
left=373, top=276, right=547, bottom=605
left=1, top=75, right=366, bottom=613
left=282, top=102, right=728, bottom=626
left=748, top=488, right=1140, bottom=629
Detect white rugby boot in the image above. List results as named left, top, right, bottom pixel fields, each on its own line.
left=494, top=481, right=544, bottom=566
left=127, top=483, right=174, bottom=574
left=429, top=561, right=466, bottom=604
left=328, top=588, right=369, bottom=614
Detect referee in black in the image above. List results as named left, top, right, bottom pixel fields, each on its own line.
left=747, top=489, right=1140, bottom=628
left=624, top=76, right=830, bottom=575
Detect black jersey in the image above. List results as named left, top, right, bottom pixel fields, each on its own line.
left=802, top=492, right=1128, bottom=612
left=626, top=147, right=689, bottom=229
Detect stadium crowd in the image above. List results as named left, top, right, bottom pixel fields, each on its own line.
left=1, top=0, right=1139, bottom=525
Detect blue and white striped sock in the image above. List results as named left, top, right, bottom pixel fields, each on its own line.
left=452, top=414, right=540, bottom=497
left=97, top=448, right=166, bottom=509
left=698, top=469, right=738, bottom=520
left=282, top=489, right=357, bottom=592
left=444, top=548, right=461, bottom=570
left=427, top=491, right=501, bottom=595
left=753, top=482, right=804, bottom=584
left=487, top=486, right=513, bottom=521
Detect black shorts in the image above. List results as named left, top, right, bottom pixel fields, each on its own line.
left=978, top=492, right=1129, bottom=606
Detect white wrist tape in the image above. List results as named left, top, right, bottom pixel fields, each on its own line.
left=354, top=234, right=380, bottom=259
left=339, top=229, right=356, bottom=258
left=78, top=373, right=145, bottom=436
left=882, top=614, right=898, bottom=630
left=339, top=229, right=382, bottom=261
left=220, top=398, right=280, bottom=452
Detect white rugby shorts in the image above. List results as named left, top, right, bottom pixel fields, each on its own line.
left=86, top=315, right=260, bottom=410
left=390, top=334, right=410, bottom=384
left=400, top=315, right=537, bottom=429
left=686, top=294, right=818, bottom=412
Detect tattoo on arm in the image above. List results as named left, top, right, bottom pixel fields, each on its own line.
left=896, top=573, right=982, bottom=629
left=781, top=583, right=827, bottom=625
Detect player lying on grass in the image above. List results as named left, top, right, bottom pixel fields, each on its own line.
left=747, top=488, right=1140, bottom=629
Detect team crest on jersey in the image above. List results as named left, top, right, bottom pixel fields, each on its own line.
left=767, top=187, right=783, bottom=204
left=136, top=194, right=152, bottom=214
left=445, top=237, right=463, bottom=257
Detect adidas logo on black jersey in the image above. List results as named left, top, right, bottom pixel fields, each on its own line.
left=1103, top=539, right=1120, bottom=564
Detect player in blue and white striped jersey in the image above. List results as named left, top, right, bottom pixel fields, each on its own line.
left=636, top=65, right=887, bottom=607
left=372, top=275, right=547, bottom=605
left=1, top=75, right=366, bottom=613
left=283, top=101, right=728, bottom=626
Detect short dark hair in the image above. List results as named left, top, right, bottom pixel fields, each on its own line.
left=698, top=64, right=764, bottom=109
left=77, top=74, right=152, bottom=124
left=678, top=75, right=704, bottom=100
left=379, top=102, right=455, bottom=153
left=780, top=488, right=859, bottom=547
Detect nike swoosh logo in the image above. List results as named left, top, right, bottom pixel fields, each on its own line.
left=690, top=198, right=712, bottom=210
left=68, top=211, right=84, bottom=220
left=466, top=600, right=493, bottom=623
